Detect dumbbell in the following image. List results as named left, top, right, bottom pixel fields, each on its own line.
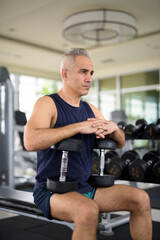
left=153, top=154, right=160, bottom=182
left=105, top=150, right=119, bottom=162
left=47, top=138, right=82, bottom=193
left=117, top=121, right=127, bottom=131
left=104, top=150, right=119, bottom=174
left=128, top=151, right=159, bottom=182
left=89, top=138, right=116, bottom=188
left=105, top=150, right=140, bottom=179
left=145, top=119, right=160, bottom=139
left=92, top=150, right=99, bottom=174
left=124, top=119, right=147, bottom=139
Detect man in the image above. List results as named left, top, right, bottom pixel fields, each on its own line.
left=24, top=48, right=152, bottom=240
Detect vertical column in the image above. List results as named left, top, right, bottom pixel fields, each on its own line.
left=0, top=67, right=14, bottom=188
left=95, top=78, right=100, bottom=109
left=116, top=75, right=121, bottom=110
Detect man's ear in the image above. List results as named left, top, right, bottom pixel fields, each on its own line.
left=62, top=69, right=68, bottom=80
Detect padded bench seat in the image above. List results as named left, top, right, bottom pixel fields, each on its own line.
left=0, top=186, right=132, bottom=233
left=0, top=187, right=43, bottom=216
left=0, top=187, right=75, bottom=229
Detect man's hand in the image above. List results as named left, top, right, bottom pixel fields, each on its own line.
left=87, top=118, right=119, bottom=138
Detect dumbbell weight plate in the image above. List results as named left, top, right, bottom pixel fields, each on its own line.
left=145, top=123, right=159, bottom=139
left=135, top=119, right=147, bottom=126
left=143, top=151, right=159, bottom=162
left=92, top=151, right=99, bottom=174
left=125, top=119, right=147, bottom=139
left=89, top=174, right=114, bottom=188
left=55, top=138, right=82, bottom=152
left=121, top=150, right=140, bottom=162
left=153, top=161, right=160, bottom=182
left=124, top=124, right=135, bottom=138
left=105, top=150, right=118, bottom=160
left=157, top=119, right=160, bottom=125
left=128, top=151, right=159, bottom=181
left=105, top=156, right=125, bottom=179
left=128, top=159, right=148, bottom=181
left=117, top=121, right=126, bottom=130
left=94, top=138, right=116, bottom=150
left=106, top=150, right=140, bottom=179
left=47, top=177, right=77, bottom=194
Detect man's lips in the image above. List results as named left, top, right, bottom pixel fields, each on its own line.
left=83, top=84, right=91, bottom=89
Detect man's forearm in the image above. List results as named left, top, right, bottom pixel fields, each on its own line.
left=109, top=127, right=125, bottom=148
left=24, top=123, right=81, bottom=151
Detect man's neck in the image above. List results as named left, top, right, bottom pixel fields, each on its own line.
left=58, top=89, right=81, bottom=107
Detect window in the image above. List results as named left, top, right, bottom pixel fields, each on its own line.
left=11, top=74, right=61, bottom=120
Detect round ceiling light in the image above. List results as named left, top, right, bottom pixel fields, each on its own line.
left=63, top=9, right=137, bottom=46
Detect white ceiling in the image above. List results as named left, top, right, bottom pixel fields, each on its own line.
left=0, top=0, right=160, bottom=80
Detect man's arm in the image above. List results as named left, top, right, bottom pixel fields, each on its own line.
left=24, top=96, right=107, bottom=151
left=88, top=103, right=125, bottom=148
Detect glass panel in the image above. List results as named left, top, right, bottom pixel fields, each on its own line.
left=100, top=92, right=116, bottom=120
left=19, top=75, right=61, bottom=119
left=121, top=70, right=159, bottom=88
left=121, top=90, right=159, bottom=124
left=100, top=77, right=116, bottom=90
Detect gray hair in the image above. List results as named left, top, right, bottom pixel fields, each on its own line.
left=60, top=48, right=91, bottom=74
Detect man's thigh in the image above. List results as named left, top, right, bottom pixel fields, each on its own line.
left=93, top=184, right=145, bottom=213
left=50, top=191, right=97, bottom=222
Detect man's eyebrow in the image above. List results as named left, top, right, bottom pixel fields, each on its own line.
left=80, top=69, right=94, bottom=75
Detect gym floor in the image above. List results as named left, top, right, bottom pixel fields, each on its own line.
left=0, top=182, right=160, bottom=240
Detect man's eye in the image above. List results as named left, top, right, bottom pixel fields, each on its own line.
left=81, top=70, right=86, bottom=74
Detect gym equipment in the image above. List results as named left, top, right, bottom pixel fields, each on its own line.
left=47, top=138, right=82, bottom=193
left=117, top=121, right=127, bottom=130
left=0, top=67, right=37, bottom=189
left=104, top=150, right=119, bottom=174
left=92, top=150, right=99, bottom=174
left=124, top=119, right=147, bottom=139
left=128, top=151, right=159, bottom=182
left=153, top=157, right=160, bottom=182
left=89, top=138, right=116, bottom=188
left=105, top=150, right=119, bottom=161
left=105, top=150, right=140, bottom=179
left=0, top=67, right=14, bottom=188
left=145, top=119, right=160, bottom=139
left=15, top=110, right=27, bottom=150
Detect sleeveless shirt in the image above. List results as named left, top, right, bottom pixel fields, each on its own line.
left=35, top=93, right=96, bottom=193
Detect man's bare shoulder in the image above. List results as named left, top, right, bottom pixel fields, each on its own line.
left=34, top=95, right=56, bottom=110
left=87, top=102, right=105, bottom=119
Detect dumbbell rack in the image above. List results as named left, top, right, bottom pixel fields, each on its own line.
left=125, top=130, right=160, bottom=184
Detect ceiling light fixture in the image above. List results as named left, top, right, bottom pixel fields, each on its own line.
left=63, top=9, right=137, bottom=46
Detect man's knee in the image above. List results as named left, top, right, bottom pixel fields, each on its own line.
left=133, top=189, right=151, bottom=213
left=75, top=200, right=99, bottom=227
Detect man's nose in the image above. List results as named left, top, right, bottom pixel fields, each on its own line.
left=85, top=72, right=92, bottom=82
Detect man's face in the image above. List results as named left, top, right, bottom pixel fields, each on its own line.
left=66, top=55, right=94, bottom=97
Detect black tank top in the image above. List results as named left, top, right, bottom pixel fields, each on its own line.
left=35, top=93, right=95, bottom=193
